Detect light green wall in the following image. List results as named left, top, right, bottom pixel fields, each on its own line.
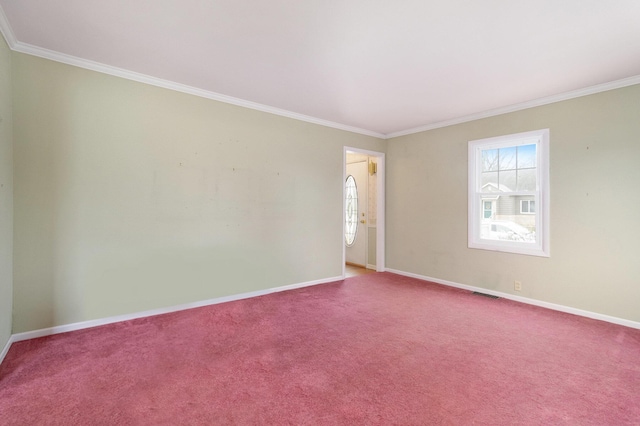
left=0, top=36, right=13, bottom=349
left=12, top=53, right=386, bottom=333
left=387, top=84, right=640, bottom=322
left=7, top=46, right=640, bottom=334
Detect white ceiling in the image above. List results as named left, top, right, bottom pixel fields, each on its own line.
left=1, top=1, right=640, bottom=138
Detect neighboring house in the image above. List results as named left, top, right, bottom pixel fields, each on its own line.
left=481, top=183, right=535, bottom=231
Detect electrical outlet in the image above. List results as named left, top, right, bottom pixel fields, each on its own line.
left=514, top=280, right=522, bottom=291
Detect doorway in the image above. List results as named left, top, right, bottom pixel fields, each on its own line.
left=343, top=147, right=385, bottom=277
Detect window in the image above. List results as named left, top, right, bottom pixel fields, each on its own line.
left=520, top=200, right=535, bottom=214
left=345, top=175, right=358, bottom=246
left=468, top=129, right=550, bottom=257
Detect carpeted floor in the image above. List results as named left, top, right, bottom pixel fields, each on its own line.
left=1, top=272, right=639, bottom=425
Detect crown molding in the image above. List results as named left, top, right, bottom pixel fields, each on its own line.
left=6, top=38, right=386, bottom=139
left=0, top=4, right=16, bottom=48
left=2, top=4, right=639, bottom=141
left=386, top=74, right=640, bottom=139
left=0, top=5, right=383, bottom=139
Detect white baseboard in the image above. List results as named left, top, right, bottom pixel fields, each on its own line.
left=9, top=275, right=344, bottom=344
left=366, top=264, right=376, bottom=270
left=6, top=268, right=637, bottom=366
left=385, top=268, right=640, bottom=330
left=0, top=335, right=15, bottom=366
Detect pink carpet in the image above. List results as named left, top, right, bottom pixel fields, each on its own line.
left=1, top=272, right=639, bottom=425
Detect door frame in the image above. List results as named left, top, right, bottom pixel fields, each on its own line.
left=343, top=147, right=385, bottom=277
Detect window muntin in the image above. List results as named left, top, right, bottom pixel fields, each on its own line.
left=345, top=175, right=358, bottom=246
left=468, top=129, right=550, bottom=257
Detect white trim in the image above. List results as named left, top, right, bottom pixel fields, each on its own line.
left=0, top=5, right=16, bottom=48
left=376, top=156, right=386, bottom=272
left=4, top=268, right=639, bottom=363
left=0, top=335, right=15, bottom=366
left=9, top=275, right=343, bottom=344
left=2, top=10, right=639, bottom=141
left=366, top=225, right=378, bottom=270
left=7, top=40, right=385, bottom=139
left=386, top=75, right=640, bottom=139
left=0, top=24, right=380, bottom=139
left=385, top=268, right=640, bottom=330
left=342, top=149, right=346, bottom=279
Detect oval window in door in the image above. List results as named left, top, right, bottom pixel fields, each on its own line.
left=345, top=175, right=358, bottom=246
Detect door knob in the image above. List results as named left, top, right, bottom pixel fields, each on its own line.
left=360, top=219, right=366, bottom=224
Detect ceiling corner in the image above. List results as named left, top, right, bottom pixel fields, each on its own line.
left=0, top=4, right=16, bottom=48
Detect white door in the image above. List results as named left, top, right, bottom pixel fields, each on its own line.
left=345, top=161, right=368, bottom=267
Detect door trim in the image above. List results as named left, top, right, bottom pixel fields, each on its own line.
left=343, top=147, right=385, bottom=277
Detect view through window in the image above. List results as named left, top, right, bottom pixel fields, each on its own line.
left=468, top=129, right=549, bottom=257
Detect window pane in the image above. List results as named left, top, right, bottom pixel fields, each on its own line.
left=481, top=171, right=498, bottom=192
left=517, top=144, right=537, bottom=168
left=345, top=175, right=358, bottom=246
left=499, top=170, right=516, bottom=191
left=478, top=195, right=536, bottom=243
left=499, top=147, right=517, bottom=170
left=530, top=200, right=535, bottom=213
left=517, top=169, right=536, bottom=191
left=482, top=149, right=499, bottom=172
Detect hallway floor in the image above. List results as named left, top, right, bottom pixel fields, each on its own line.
left=345, top=264, right=376, bottom=278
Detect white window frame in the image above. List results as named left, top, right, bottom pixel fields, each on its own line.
left=468, top=129, right=550, bottom=257
left=520, top=199, right=535, bottom=214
